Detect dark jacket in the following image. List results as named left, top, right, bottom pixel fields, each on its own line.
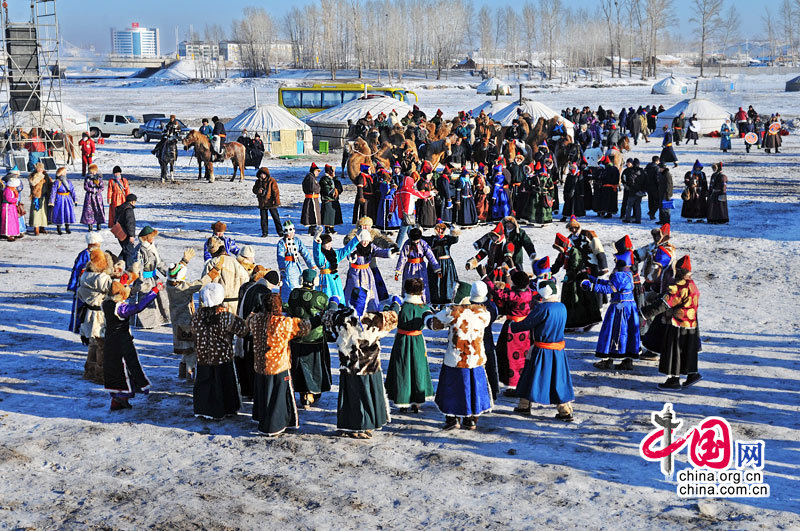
left=658, top=168, right=674, bottom=201
left=212, top=121, right=226, bottom=137
left=115, top=201, right=136, bottom=238
left=252, top=176, right=280, bottom=208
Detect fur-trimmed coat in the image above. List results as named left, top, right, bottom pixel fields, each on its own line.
left=326, top=309, right=398, bottom=375
left=76, top=256, right=114, bottom=339
left=426, top=304, right=491, bottom=369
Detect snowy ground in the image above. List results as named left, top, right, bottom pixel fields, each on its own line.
left=1, top=76, right=800, bottom=528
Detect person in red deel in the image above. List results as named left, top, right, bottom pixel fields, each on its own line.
left=79, top=132, right=96, bottom=177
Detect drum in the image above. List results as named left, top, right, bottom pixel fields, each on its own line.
left=768, top=122, right=781, bottom=134
left=744, top=132, right=758, bottom=145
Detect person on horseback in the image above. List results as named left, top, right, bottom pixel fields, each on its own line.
left=199, top=118, right=213, bottom=139
left=211, top=116, right=226, bottom=163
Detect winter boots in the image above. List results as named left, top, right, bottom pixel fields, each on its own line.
left=555, top=403, right=574, bottom=422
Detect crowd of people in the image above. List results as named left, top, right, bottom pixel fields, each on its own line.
left=8, top=96, right=782, bottom=440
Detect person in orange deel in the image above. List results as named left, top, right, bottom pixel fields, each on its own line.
left=107, top=166, right=129, bottom=227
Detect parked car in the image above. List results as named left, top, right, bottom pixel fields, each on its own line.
left=139, top=117, right=190, bottom=143
left=88, top=114, right=142, bottom=138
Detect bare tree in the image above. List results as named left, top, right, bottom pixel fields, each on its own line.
left=539, top=0, right=562, bottom=79
left=779, top=0, right=796, bottom=65
left=690, top=0, right=724, bottom=77
left=644, top=0, right=674, bottom=77
left=762, top=6, right=777, bottom=65
left=477, top=6, right=493, bottom=72
left=716, top=6, right=740, bottom=74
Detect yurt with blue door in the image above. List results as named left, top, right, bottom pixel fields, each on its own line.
left=224, top=104, right=312, bottom=156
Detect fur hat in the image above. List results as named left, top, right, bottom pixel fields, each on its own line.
left=86, top=232, right=102, bottom=246
left=651, top=223, right=670, bottom=243
left=88, top=163, right=99, bottom=172
left=251, top=265, right=267, bottom=282
left=357, top=216, right=374, bottom=228
left=507, top=271, right=526, bottom=290
left=212, top=221, right=227, bottom=233
left=238, top=245, right=255, bottom=263
left=301, top=268, right=318, bottom=286
left=357, top=229, right=372, bottom=244
left=88, top=249, right=108, bottom=272
left=408, top=227, right=422, bottom=241
left=207, top=236, right=225, bottom=255
left=677, top=255, right=692, bottom=272
left=200, top=283, right=225, bottom=307
left=5, top=177, right=20, bottom=188
left=119, top=271, right=138, bottom=286
left=404, top=277, right=425, bottom=296
left=110, top=281, right=130, bottom=302
left=168, top=262, right=187, bottom=282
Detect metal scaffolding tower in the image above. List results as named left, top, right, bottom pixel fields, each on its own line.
left=0, top=0, right=68, bottom=168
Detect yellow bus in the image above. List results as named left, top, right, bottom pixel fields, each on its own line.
left=278, top=83, right=419, bottom=118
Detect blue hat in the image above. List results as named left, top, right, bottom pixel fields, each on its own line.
left=693, top=160, right=703, bottom=170
left=460, top=168, right=469, bottom=177
left=533, top=256, right=551, bottom=278
left=492, top=164, right=503, bottom=174
left=653, top=246, right=673, bottom=268
left=360, top=164, right=370, bottom=173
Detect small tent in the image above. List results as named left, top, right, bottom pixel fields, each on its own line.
left=476, top=77, right=511, bottom=95
left=654, top=98, right=730, bottom=136
left=651, top=75, right=688, bottom=95
left=0, top=101, right=89, bottom=135
left=225, top=104, right=312, bottom=156
left=305, top=95, right=413, bottom=150
left=491, top=100, right=574, bottom=137
left=786, top=75, right=800, bottom=92
left=471, top=99, right=514, bottom=119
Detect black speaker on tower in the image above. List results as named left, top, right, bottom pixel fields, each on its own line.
left=6, top=24, right=40, bottom=112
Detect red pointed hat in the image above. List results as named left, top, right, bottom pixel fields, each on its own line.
left=660, top=223, right=671, bottom=236
left=310, top=162, right=319, bottom=171
left=677, top=255, right=692, bottom=272
left=553, top=233, right=571, bottom=251
left=491, top=222, right=505, bottom=237
left=614, top=235, right=633, bottom=253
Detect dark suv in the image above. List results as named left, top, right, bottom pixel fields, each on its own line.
left=140, top=118, right=190, bottom=142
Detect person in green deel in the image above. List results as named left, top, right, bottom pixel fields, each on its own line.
left=385, top=278, right=435, bottom=413
left=287, top=268, right=330, bottom=408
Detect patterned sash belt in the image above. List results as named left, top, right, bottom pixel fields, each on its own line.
left=398, top=329, right=422, bottom=336
left=408, top=258, right=422, bottom=264
left=305, top=194, right=319, bottom=199
left=350, top=263, right=370, bottom=270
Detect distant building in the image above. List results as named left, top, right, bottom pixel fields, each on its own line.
left=111, top=23, right=160, bottom=58
left=178, top=41, right=219, bottom=60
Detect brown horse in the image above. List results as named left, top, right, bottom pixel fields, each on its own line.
left=424, top=135, right=453, bottom=170
left=45, top=131, right=77, bottom=164
left=346, top=137, right=373, bottom=184
left=182, top=130, right=245, bottom=183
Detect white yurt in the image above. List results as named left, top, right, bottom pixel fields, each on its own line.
left=305, top=95, right=413, bottom=150
left=471, top=99, right=514, bottom=119
left=491, top=100, right=574, bottom=137
left=476, top=77, right=512, bottom=95
left=225, top=104, right=312, bottom=156
left=0, top=101, right=89, bottom=135
left=654, top=98, right=731, bottom=136
left=651, top=75, right=688, bottom=95
left=785, top=75, right=800, bottom=92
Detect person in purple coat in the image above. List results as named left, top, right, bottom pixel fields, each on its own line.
left=48, top=167, right=77, bottom=235
left=344, top=229, right=396, bottom=312
left=395, top=227, right=440, bottom=304
left=80, top=164, right=105, bottom=231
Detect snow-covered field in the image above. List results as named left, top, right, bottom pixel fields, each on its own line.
left=1, top=74, right=799, bottom=529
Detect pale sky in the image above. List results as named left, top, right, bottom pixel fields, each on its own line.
left=6, top=0, right=764, bottom=53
